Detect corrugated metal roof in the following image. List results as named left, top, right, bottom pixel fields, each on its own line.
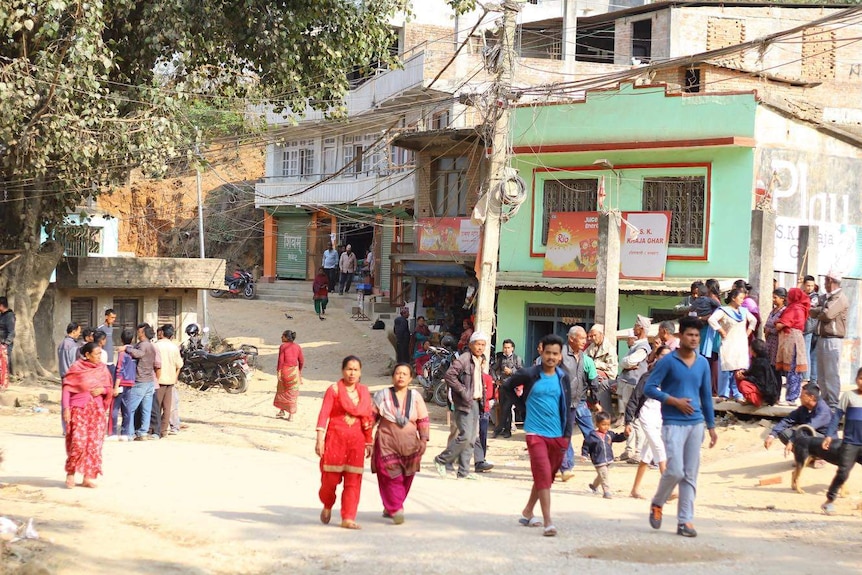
left=495, top=271, right=738, bottom=294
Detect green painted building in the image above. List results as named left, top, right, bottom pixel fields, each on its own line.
left=496, top=83, right=761, bottom=358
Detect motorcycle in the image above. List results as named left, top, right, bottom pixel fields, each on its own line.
left=210, top=269, right=256, bottom=299
left=414, top=345, right=453, bottom=407
left=179, top=337, right=258, bottom=394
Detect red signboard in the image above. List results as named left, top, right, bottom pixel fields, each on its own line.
left=417, top=218, right=480, bottom=255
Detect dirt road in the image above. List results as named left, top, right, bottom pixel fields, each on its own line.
left=2, top=296, right=861, bottom=574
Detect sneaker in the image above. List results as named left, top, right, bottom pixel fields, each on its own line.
left=434, top=459, right=447, bottom=478
left=105, top=435, right=119, bottom=442
left=677, top=523, right=697, bottom=537
left=133, top=435, right=149, bottom=442
left=120, top=435, right=133, bottom=442
left=821, top=502, right=836, bottom=516
left=457, top=473, right=479, bottom=480
left=148, top=434, right=160, bottom=440
left=589, top=484, right=599, bottom=495
left=168, top=429, right=178, bottom=436
left=603, top=492, right=613, bottom=499
left=475, top=461, right=495, bottom=473
left=649, top=504, right=663, bottom=529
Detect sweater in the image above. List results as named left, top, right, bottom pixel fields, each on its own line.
left=644, top=351, right=715, bottom=429
left=827, top=391, right=862, bottom=445
left=504, top=365, right=573, bottom=438
left=583, top=429, right=627, bottom=466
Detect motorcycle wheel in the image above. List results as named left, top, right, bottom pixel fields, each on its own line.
left=210, top=289, right=226, bottom=298
left=242, top=283, right=256, bottom=299
left=223, top=371, right=249, bottom=394
left=432, top=380, right=448, bottom=407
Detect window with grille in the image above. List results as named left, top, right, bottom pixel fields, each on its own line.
left=541, top=179, right=598, bottom=245
left=71, top=298, right=95, bottom=328
left=431, top=156, right=469, bottom=217
left=642, top=176, right=706, bottom=248
left=157, top=299, right=178, bottom=331
left=55, top=225, right=102, bottom=256
left=281, top=140, right=315, bottom=178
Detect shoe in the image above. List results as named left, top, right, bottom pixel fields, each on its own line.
left=148, top=434, right=160, bottom=440
left=603, top=492, right=613, bottom=499
left=677, top=523, right=697, bottom=537
left=475, top=461, right=495, bottom=473
left=434, top=459, right=447, bottom=478
left=821, top=502, right=836, bottom=515
left=543, top=525, right=557, bottom=537
left=492, top=430, right=502, bottom=439
left=105, top=435, right=119, bottom=442
left=168, top=429, right=178, bottom=436
left=617, top=451, right=632, bottom=463
left=649, top=504, right=663, bottom=529
left=626, top=457, right=640, bottom=465
left=502, top=431, right=512, bottom=439
left=392, top=511, right=405, bottom=525
left=560, top=470, right=575, bottom=482
left=118, top=435, right=130, bottom=442
left=133, top=435, right=149, bottom=442
left=589, top=484, right=598, bottom=494
left=457, top=473, right=479, bottom=480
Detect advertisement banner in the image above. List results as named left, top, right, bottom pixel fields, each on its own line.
left=542, top=212, right=600, bottom=278
left=417, top=218, right=480, bottom=255
left=619, top=211, right=672, bottom=280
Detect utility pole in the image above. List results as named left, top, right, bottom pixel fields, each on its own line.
left=195, top=144, right=209, bottom=330
left=474, top=1, right=521, bottom=344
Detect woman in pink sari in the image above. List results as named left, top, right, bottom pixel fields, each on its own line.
left=62, top=342, right=111, bottom=488
left=275, top=330, right=304, bottom=421
left=372, top=363, right=430, bottom=524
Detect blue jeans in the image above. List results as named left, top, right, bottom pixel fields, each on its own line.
left=561, top=401, right=594, bottom=471
left=803, top=333, right=818, bottom=383
left=110, top=387, right=133, bottom=436
left=717, top=370, right=742, bottom=400
left=652, top=423, right=705, bottom=524
left=124, top=381, right=155, bottom=437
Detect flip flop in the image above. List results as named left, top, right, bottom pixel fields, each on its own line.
left=543, top=525, right=557, bottom=537
left=519, top=516, right=543, bottom=527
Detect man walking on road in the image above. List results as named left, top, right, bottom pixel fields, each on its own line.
left=810, top=271, right=849, bottom=408
left=492, top=339, right=523, bottom=438
left=322, top=243, right=339, bottom=293
left=645, top=316, right=717, bottom=538
left=504, top=334, right=572, bottom=537
left=434, top=331, right=489, bottom=479
left=338, top=244, right=357, bottom=295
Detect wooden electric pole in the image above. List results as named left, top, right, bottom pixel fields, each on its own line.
left=474, top=0, right=521, bottom=345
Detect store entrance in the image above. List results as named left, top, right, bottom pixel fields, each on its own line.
left=339, top=223, right=373, bottom=263
left=525, top=304, right=595, bottom=363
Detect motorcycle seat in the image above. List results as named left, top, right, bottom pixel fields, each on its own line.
left=199, top=350, right=245, bottom=363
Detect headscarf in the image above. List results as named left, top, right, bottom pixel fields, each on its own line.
left=780, top=287, right=811, bottom=331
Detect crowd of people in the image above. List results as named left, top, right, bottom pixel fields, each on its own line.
left=59, top=310, right=185, bottom=488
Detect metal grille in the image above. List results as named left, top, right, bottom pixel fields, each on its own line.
left=541, top=179, right=598, bottom=244
left=642, top=176, right=705, bottom=248
left=55, top=225, right=101, bottom=256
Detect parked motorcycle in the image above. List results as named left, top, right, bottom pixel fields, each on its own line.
left=210, top=269, right=256, bottom=299
left=414, top=345, right=454, bottom=407
left=178, top=324, right=258, bottom=394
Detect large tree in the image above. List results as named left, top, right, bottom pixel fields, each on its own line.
left=0, top=0, right=471, bottom=379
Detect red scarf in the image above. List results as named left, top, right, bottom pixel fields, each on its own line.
left=63, top=359, right=111, bottom=394
left=336, top=379, right=372, bottom=418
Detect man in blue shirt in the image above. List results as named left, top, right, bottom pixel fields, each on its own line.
left=322, top=243, right=339, bottom=293
left=645, top=316, right=718, bottom=538
left=504, top=334, right=573, bottom=537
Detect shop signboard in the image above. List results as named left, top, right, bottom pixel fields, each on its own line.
left=417, top=217, right=480, bottom=255
left=542, top=212, right=600, bottom=278
left=619, top=211, right=672, bottom=280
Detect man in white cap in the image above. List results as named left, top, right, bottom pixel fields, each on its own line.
left=338, top=244, right=357, bottom=295
left=810, top=271, right=849, bottom=408
left=618, top=315, right=653, bottom=462
left=435, top=330, right=489, bottom=479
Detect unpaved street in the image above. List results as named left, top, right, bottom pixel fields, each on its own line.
left=2, top=296, right=862, bottom=574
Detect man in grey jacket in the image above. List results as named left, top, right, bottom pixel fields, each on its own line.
left=434, top=331, right=489, bottom=479
left=810, top=272, right=849, bottom=408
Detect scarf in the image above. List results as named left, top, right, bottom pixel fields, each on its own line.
left=374, top=387, right=414, bottom=428
left=336, top=379, right=372, bottom=418
left=63, top=359, right=111, bottom=394
left=720, top=305, right=744, bottom=323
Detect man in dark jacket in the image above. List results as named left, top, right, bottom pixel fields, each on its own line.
left=393, top=308, right=411, bottom=364
left=434, top=331, right=489, bottom=479
left=503, top=334, right=573, bottom=537
left=492, top=338, right=523, bottom=438
left=810, top=272, right=849, bottom=408
left=0, top=297, right=15, bottom=374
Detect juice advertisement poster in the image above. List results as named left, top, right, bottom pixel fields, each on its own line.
left=542, top=212, right=599, bottom=278
left=417, top=218, right=480, bottom=255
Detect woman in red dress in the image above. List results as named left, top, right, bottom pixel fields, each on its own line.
left=62, top=342, right=111, bottom=488
left=275, top=330, right=304, bottom=421
left=316, top=355, right=373, bottom=529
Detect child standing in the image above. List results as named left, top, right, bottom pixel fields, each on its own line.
left=821, top=368, right=862, bottom=515
left=584, top=411, right=627, bottom=499
left=111, top=328, right=138, bottom=441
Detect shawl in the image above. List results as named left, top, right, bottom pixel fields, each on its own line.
left=780, top=288, right=811, bottom=331
left=63, top=359, right=111, bottom=394
left=720, top=305, right=745, bottom=323
left=312, top=273, right=329, bottom=299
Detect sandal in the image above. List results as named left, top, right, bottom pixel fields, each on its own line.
left=340, top=520, right=361, bottom=530
left=543, top=525, right=557, bottom=537
left=320, top=508, right=332, bottom=525
left=518, top=515, right=543, bottom=527
left=276, top=410, right=286, bottom=419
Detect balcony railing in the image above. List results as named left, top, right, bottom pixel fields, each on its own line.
left=255, top=170, right=415, bottom=207
left=262, top=52, right=426, bottom=126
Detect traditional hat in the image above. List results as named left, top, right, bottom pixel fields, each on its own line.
left=469, top=331, right=489, bottom=343
left=635, top=314, right=652, bottom=330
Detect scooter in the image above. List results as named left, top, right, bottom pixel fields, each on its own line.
left=415, top=345, right=454, bottom=407
left=210, top=269, right=256, bottom=299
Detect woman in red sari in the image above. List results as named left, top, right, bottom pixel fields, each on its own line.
left=316, top=355, right=373, bottom=529
left=62, top=342, right=111, bottom=488
left=372, top=363, right=429, bottom=524
left=275, top=330, right=304, bottom=421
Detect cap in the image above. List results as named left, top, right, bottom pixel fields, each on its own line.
left=469, top=331, right=489, bottom=344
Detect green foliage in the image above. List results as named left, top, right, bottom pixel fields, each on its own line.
left=0, top=0, right=417, bottom=247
